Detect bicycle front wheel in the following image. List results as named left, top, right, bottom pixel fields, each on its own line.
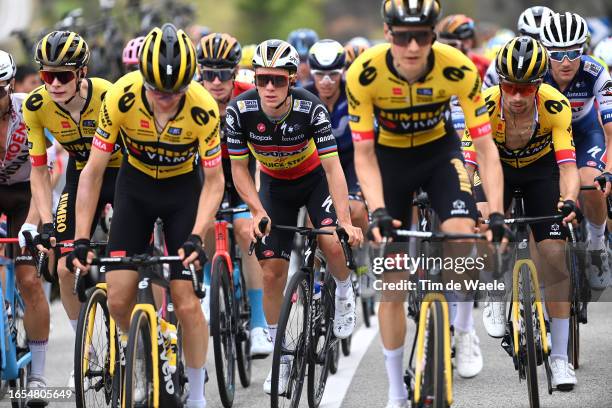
left=210, top=256, right=236, bottom=407
left=271, top=269, right=309, bottom=408
left=123, top=309, right=154, bottom=408
left=412, top=300, right=447, bottom=408
left=75, top=286, right=119, bottom=408
left=520, top=265, right=539, bottom=408
left=235, top=262, right=252, bottom=388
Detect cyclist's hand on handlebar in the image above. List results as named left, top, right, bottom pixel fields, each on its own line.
left=18, top=223, right=38, bottom=249
left=337, top=222, right=363, bottom=247
left=33, top=223, right=56, bottom=254
left=594, top=172, right=612, bottom=196
left=488, top=212, right=506, bottom=243
left=558, top=199, right=581, bottom=226
left=179, top=234, right=207, bottom=269
left=252, top=211, right=271, bottom=240
left=67, top=239, right=94, bottom=274
left=368, top=208, right=401, bottom=243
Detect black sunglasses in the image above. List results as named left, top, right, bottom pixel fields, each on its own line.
left=389, top=28, right=435, bottom=47
left=255, top=74, right=289, bottom=88
left=201, top=68, right=235, bottom=82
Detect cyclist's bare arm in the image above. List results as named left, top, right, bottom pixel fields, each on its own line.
left=74, top=147, right=112, bottom=241
left=320, top=155, right=351, bottom=226
left=559, top=162, right=580, bottom=204
left=30, top=165, right=54, bottom=225
left=191, top=164, right=224, bottom=238
left=472, top=135, right=504, bottom=214
left=231, top=158, right=268, bottom=237
left=354, top=139, right=385, bottom=210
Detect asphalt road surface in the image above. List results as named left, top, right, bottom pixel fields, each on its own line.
left=15, top=289, right=612, bottom=408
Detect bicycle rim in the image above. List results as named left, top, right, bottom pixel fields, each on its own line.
left=569, top=315, right=580, bottom=370
left=307, top=273, right=335, bottom=407
left=124, top=310, right=154, bottom=408
left=75, top=287, right=115, bottom=408
left=414, top=301, right=446, bottom=408
left=235, top=264, right=252, bottom=388
left=520, top=266, right=539, bottom=408
left=271, top=270, right=308, bottom=408
left=210, top=257, right=236, bottom=407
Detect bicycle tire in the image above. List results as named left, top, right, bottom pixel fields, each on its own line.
left=341, top=335, right=352, bottom=357
left=271, top=269, right=309, bottom=408
left=123, top=309, right=154, bottom=408
left=307, top=269, right=335, bottom=407
left=235, top=262, right=252, bottom=388
left=211, top=256, right=236, bottom=407
left=75, top=286, right=119, bottom=408
left=412, top=300, right=446, bottom=408
left=520, top=265, right=539, bottom=408
left=361, top=298, right=371, bottom=328
left=9, top=362, right=28, bottom=408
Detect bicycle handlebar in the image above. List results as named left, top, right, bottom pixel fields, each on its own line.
left=394, top=230, right=486, bottom=241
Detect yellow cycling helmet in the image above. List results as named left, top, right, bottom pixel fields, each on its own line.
left=496, top=36, right=548, bottom=83
left=139, top=23, right=197, bottom=92
left=240, top=44, right=256, bottom=69
left=35, top=30, right=90, bottom=68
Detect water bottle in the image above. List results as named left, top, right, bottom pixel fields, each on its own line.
left=159, top=318, right=177, bottom=374
left=313, top=281, right=321, bottom=301
left=233, top=262, right=242, bottom=300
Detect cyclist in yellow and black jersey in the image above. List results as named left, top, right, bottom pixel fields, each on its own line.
left=71, top=24, right=224, bottom=408
left=464, top=37, right=580, bottom=390
left=346, top=2, right=506, bottom=405
left=23, top=30, right=121, bottom=391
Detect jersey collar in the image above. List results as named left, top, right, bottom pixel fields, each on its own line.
left=385, top=47, right=434, bottom=83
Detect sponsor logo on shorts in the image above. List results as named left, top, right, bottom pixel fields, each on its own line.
left=263, top=250, right=275, bottom=258
left=321, top=218, right=334, bottom=226
left=587, top=160, right=597, bottom=167
left=550, top=223, right=562, bottom=236
left=450, top=199, right=469, bottom=216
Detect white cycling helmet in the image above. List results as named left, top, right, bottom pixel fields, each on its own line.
left=0, top=50, right=17, bottom=82
left=540, top=12, right=589, bottom=48
left=517, top=6, right=554, bottom=37
left=308, top=39, right=346, bottom=71
left=252, top=39, right=300, bottom=74
left=594, top=36, right=612, bottom=67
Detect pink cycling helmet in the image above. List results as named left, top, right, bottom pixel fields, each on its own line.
left=122, top=36, right=145, bottom=66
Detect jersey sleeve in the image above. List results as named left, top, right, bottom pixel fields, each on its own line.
left=461, top=129, right=478, bottom=168
left=450, top=96, right=466, bottom=134
left=310, top=103, right=338, bottom=159
left=345, top=61, right=375, bottom=142
left=593, top=68, right=612, bottom=125
left=22, top=92, right=48, bottom=167
left=550, top=97, right=577, bottom=165
left=92, top=85, right=122, bottom=153
left=197, top=102, right=222, bottom=168
left=225, top=104, right=249, bottom=160
left=454, top=63, right=492, bottom=139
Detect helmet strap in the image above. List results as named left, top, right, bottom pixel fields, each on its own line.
left=64, top=69, right=83, bottom=105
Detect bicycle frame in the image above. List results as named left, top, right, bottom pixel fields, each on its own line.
left=212, top=215, right=235, bottom=286
left=509, top=193, right=549, bottom=357
left=0, top=262, right=31, bottom=380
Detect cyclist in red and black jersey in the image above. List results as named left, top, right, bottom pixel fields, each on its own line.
left=196, top=32, right=273, bottom=358
left=226, top=39, right=362, bottom=394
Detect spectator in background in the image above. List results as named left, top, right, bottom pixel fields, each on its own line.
left=14, top=65, right=41, bottom=93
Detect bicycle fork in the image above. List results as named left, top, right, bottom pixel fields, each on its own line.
left=413, top=292, right=453, bottom=406
left=511, top=260, right=549, bottom=355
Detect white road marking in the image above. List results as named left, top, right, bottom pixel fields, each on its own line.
left=320, top=313, right=380, bottom=408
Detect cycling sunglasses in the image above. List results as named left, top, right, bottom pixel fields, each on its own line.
left=548, top=48, right=583, bottom=62
left=200, top=68, right=235, bottom=82
left=500, top=81, right=539, bottom=96
left=143, top=81, right=188, bottom=97
left=389, top=28, right=435, bottom=47
left=255, top=74, right=289, bottom=88
left=39, top=70, right=77, bottom=85
left=0, top=83, right=10, bottom=98
left=311, top=69, right=343, bottom=84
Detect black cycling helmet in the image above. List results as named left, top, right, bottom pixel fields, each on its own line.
left=140, top=23, right=197, bottom=92
left=35, top=30, right=90, bottom=68
left=381, top=0, right=441, bottom=27
left=496, top=36, right=548, bottom=83
left=196, top=33, right=242, bottom=69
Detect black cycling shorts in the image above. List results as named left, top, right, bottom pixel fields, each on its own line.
left=56, top=158, right=118, bottom=256
left=377, top=133, right=478, bottom=227
left=502, top=151, right=563, bottom=242
left=258, top=166, right=337, bottom=261
left=0, top=181, right=31, bottom=259
left=106, top=162, right=201, bottom=279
